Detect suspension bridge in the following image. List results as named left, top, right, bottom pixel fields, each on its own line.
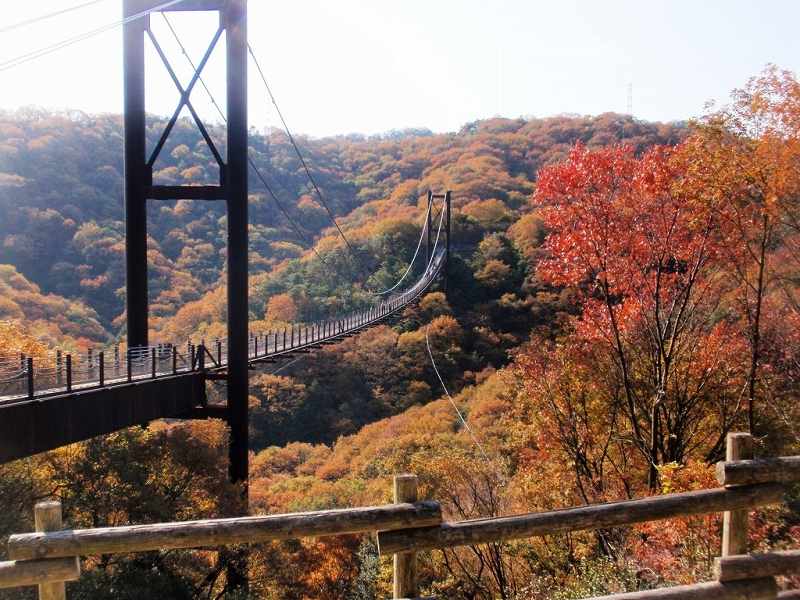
left=0, top=0, right=454, bottom=479
left=0, top=218, right=449, bottom=464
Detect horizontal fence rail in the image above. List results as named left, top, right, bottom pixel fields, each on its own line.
left=715, top=549, right=800, bottom=582
left=376, top=483, right=785, bottom=555
left=717, top=456, right=800, bottom=487
left=4, top=436, right=798, bottom=599
left=8, top=501, right=442, bottom=561
left=0, top=557, right=80, bottom=590
left=585, top=578, right=778, bottom=600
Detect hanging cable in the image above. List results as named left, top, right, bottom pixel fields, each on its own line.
left=160, top=13, right=332, bottom=269
left=269, top=355, right=303, bottom=376
left=374, top=199, right=434, bottom=296
left=0, top=0, right=110, bottom=35
left=422, top=196, right=447, bottom=274
left=425, top=326, right=492, bottom=464
left=247, top=43, right=376, bottom=281
left=0, top=0, right=187, bottom=72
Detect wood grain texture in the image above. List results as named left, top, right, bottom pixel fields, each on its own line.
left=0, top=558, right=79, bottom=590
left=723, top=433, right=754, bottom=557
left=35, top=501, right=71, bottom=600
left=9, top=501, right=442, bottom=561
left=394, top=475, right=419, bottom=599
left=583, top=578, right=777, bottom=600
left=715, top=550, right=800, bottom=582
left=377, top=484, right=784, bottom=555
left=717, top=457, right=800, bottom=487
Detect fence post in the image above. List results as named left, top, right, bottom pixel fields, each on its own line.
left=722, top=432, right=754, bottom=556
left=98, top=352, right=105, bottom=387
left=26, top=357, right=34, bottom=399
left=393, top=473, right=418, bottom=598
left=35, top=500, right=70, bottom=600
left=56, top=350, right=63, bottom=386
left=66, top=355, right=73, bottom=391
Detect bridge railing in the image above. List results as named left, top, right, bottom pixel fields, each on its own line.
left=2, top=432, right=798, bottom=599
left=0, top=250, right=446, bottom=405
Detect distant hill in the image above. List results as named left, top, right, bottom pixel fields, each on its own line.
left=0, top=109, right=683, bottom=333
left=0, top=110, right=685, bottom=443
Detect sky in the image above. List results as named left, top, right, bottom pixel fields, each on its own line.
left=0, top=0, right=799, bottom=138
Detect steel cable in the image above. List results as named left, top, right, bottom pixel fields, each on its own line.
left=0, top=0, right=111, bottom=35
left=373, top=198, right=433, bottom=296
left=160, top=14, right=335, bottom=271
left=247, top=43, right=377, bottom=283
left=0, top=0, right=187, bottom=73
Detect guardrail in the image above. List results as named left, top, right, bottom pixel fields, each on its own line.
left=1, top=432, right=797, bottom=599
left=0, top=250, right=445, bottom=406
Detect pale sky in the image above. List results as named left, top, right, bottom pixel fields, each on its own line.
left=1, top=0, right=799, bottom=137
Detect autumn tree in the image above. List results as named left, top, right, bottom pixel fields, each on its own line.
left=682, top=65, right=800, bottom=433
left=533, top=143, right=738, bottom=489
left=265, top=293, right=298, bottom=323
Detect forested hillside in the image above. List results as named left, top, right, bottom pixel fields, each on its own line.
left=3, top=66, right=800, bottom=600
left=0, top=109, right=683, bottom=445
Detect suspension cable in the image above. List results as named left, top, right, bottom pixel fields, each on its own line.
left=373, top=198, right=433, bottom=296
left=422, top=196, right=447, bottom=274
left=247, top=42, right=376, bottom=281
left=0, top=0, right=187, bottom=73
left=160, top=13, right=332, bottom=269
left=425, top=325, right=493, bottom=465
left=0, top=0, right=110, bottom=35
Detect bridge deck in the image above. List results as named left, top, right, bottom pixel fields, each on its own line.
left=0, top=252, right=444, bottom=463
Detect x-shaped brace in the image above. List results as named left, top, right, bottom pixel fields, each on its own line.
left=146, top=25, right=226, bottom=178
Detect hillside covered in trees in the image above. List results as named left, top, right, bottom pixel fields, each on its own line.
left=0, top=109, right=683, bottom=443
left=2, top=66, right=800, bottom=599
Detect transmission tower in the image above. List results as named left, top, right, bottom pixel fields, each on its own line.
left=627, top=83, right=633, bottom=116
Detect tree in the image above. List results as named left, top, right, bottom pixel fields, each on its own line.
left=265, top=293, right=298, bottom=323
left=681, top=65, right=800, bottom=433
left=534, top=143, right=736, bottom=488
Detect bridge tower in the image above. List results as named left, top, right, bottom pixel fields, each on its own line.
left=123, top=0, right=250, bottom=489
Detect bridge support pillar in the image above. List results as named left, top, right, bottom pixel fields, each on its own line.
left=123, top=0, right=149, bottom=348
left=426, top=190, right=433, bottom=265
left=225, top=0, right=250, bottom=493
left=123, top=1, right=250, bottom=589
left=445, top=190, right=452, bottom=292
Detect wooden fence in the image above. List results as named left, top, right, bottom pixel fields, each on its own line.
left=2, top=432, right=799, bottom=599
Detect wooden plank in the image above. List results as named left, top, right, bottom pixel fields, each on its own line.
left=9, top=502, right=442, bottom=561
left=583, top=578, right=777, bottom=600
left=35, top=502, right=71, bottom=600
left=377, top=484, right=784, bottom=555
left=0, top=558, right=80, bottom=590
left=715, top=550, right=800, bottom=582
left=393, top=475, right=418, bottom=599
left=722, top=433, right=753, bottom=556
left=717, top=457, right=800, bottom=487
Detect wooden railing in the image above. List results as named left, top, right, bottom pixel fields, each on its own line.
left=2, top=432, right=799, bottom=599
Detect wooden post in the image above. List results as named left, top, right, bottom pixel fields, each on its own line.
left=35, top=501, right=68, bottom=600
left=722, top=432, right=754, bottom=556
left=393, top=474, right=418, bottom=598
